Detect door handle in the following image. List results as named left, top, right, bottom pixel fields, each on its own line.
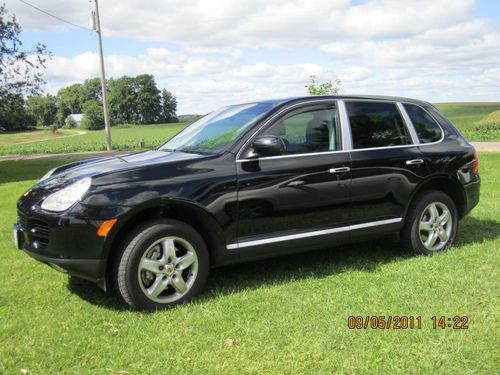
left=406, top=159, right=424, bottom=166
left=286, top=180, right=305, bottom=187
left=329, top=167, right=350, bottom=174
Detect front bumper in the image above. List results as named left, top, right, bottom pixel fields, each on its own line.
left=13, top=209, right=108, bottom=289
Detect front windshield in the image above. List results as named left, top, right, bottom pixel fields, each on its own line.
left=159, top=102, right=275, bottom=154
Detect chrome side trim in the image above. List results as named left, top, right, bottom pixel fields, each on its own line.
left=350, top=218, right=401, bottom=230
left=237, top=149, right=348, bottom=162
left=226, top=217, right=402, bottom=249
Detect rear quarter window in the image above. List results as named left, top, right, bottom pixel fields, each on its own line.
left=403, top=104, right=443, bottom=143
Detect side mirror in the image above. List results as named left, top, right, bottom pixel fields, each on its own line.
left=252, top=135, right=285, bottom=156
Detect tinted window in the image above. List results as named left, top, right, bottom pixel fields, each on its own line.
left=346, top=101, right=412, bottom=149
left=262, top=106, right=340, bottom=154
left=403, top=104, right=443, bottom=143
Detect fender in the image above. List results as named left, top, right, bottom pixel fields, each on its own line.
left=403, top=173, right=466, bottom=220
left=100, top=197, right=232, bottom=267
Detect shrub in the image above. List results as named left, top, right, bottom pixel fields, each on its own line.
left=81, top=100, right=104, bottom=130
left=472, top=110, right=500, bottom=140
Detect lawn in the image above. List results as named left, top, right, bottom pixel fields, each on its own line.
left=0, top=128, right=83, bottom=146
left=0, top=123, right=187, bottom=156
left=0, top=154, right=498, bottom=374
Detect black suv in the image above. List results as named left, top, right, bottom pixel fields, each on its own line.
left=14, top=96, right=480, bottom=310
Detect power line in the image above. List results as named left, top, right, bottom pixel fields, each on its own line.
left=18, top=0, right=91, bottom=31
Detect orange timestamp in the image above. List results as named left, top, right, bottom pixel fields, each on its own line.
left=347, top=316, right=469, bottom=330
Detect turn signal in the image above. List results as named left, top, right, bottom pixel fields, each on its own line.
left=97, top=218, right=117, bottom=237
left=472, top=149, right=479, bottom=173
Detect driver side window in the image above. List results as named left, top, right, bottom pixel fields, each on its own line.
left=261, top=106, right=340, bottom=154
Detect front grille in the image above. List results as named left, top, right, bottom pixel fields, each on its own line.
left=31, top=220, right=50, bottom=237
left=18, top=213, right=50, bottom=250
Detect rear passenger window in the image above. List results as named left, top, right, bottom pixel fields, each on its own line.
left=346, top=101, right=412, bottom=149
left=403, top=104, right=443, bottom=143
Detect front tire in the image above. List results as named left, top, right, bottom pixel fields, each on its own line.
left=115, top=219, right=209, bottom=311
left=402, top=190, right=458, bottom=255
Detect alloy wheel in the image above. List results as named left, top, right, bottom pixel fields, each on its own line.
left=137, top=236, right=198, bottom=303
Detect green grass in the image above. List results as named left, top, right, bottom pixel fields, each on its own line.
left=0, top=154, right=498, bottom=374
left=0, top=128, right=83, bottom=146
left=0, top=123, right=188, bottom=156
left=436, top=102, right=500, bottom=141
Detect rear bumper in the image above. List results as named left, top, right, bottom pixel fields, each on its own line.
left=463, top=174, right=480, bottom=216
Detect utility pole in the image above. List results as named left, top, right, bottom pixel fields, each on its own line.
left=90, top=0, right=112, bottom=151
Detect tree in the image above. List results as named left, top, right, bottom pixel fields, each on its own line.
left=306, top=75, right=341, bottom=95
left=26, top=94, right=57, bottom=126
left=84, top=77, right=102, bottom=101
left=0, top=4, right=50, bottom=99
left=134, top=74, right=161, bottom=124
left=81, top=100, right=104, bottom=130
left=108, top=74, right=164, bottom=125
left=55, top=83, right=89, bottom=126
left=161, top=89, right=178, bottom=123
left=0, top=93, right=35, bottom=131
left=0, top=4, right=50, bottom=131
left=108, top=76, right=137, bottom=124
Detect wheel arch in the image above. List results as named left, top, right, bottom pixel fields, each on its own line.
left=405, top=175, right=466, bottom=220
left=102, top=198, right=228, bottom=277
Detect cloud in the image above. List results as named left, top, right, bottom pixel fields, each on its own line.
left=8, top=0, right=474, bottom=47
left=5, top=0, right=500, bottom=113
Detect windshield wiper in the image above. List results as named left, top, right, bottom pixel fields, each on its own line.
left=178, top=148, right=213, bottom=155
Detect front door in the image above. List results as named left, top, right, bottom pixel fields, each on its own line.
left=234, top=102, right=352, bottom=260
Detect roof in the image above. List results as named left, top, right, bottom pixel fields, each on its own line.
left=68, top=114, right=84, bottom=122
left=254, top=95, right=432, bottom=107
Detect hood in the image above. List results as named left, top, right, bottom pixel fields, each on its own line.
left=38, top=150, right=206, bottom=189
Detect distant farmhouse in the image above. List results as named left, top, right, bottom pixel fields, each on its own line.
left=66, top=114, right=84, bottom=127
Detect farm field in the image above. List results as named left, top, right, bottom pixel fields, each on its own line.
left=0, top=123, right=187, bottom=156
left=436, top=102, right=500, bottom=141
left=0, top=102, right=499, bottom=156
left=0, top=153, right=498, bottom=374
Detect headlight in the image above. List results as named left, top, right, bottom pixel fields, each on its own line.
left=41, top=177, right=92, bottom=212
left=39, top=168, right=57, bottom=182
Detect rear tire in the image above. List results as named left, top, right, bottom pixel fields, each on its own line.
left=401, top=190, right=458, bottom=255
left=115, top=219, right=209, bottom=311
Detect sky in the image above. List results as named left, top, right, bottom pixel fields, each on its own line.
left=4, top=0, right=500, bottom=114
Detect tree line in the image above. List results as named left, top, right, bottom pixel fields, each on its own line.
left=0, top=5, right=178, bottom=132
left=4, top=74, right=178, bottom=131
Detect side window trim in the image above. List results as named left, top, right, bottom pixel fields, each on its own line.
left=337, top=100, right=353, bottom=150
left=236, top=100, right=346, bottom=161
left=342, top=99, right=417, bottom=152
left=396, top=102, right=420, bottom=145
left=399, top=102, right=445, bottom=145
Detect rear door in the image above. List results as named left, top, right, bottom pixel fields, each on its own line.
left=344, top=100, right=428, bottom=235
